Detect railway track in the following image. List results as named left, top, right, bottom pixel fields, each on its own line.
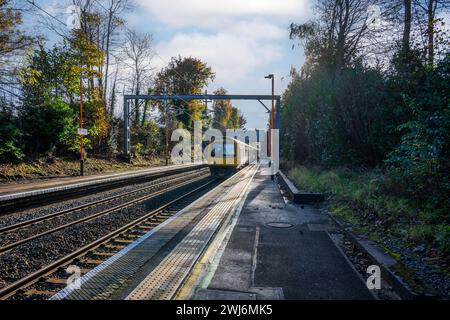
left=0, top=168, right=209, bottom=253
left=0, top=164, right=207, bottom=214
left=0, top=176, right=220, bottom=300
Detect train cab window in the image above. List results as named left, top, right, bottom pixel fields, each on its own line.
left=224, top=144, right=234, bottom=157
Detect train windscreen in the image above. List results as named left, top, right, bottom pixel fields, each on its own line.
left=224, top=144, right=235, bottom=157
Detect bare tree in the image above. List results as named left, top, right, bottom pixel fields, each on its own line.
left=108, top=59, right=119, bottom=117
left=376, top=0, right=449, bottom=63
left=291, top=0, right=373, bottom=75
left=403, top=0, right=413, bottom=52
left=32, top=0, right=131, bottom=106
left=0, top=1, right=36, bottom=105
left=121, top=29, right=154, bottom=124
left=413, top=0, right=450, bottom=64
left=98, top=0, right=132, bottom=102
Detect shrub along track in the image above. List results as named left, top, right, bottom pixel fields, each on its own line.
left=0, top=169, right=218, bottom=299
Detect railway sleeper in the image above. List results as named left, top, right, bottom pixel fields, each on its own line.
left=91, top=251, right=115, bottom=257
left=45, top=277, right=68, bottom=285
left=112, top=239, right=134, bottom=244
left=137, top=225, right=153, bottom=231
left=158, top=212, right=173, bottom=217
left=103, top=244, right=126, bottom=250
left=79, top=259, right=104, bottom=265
left=24, top=289, right=55, bottom=297
left=143, top=221, right=159, bottom=226
left=121, top=233, right=141, bottom=239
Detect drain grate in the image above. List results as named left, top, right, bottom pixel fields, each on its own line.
left=266, top=222, right=293, bottom=228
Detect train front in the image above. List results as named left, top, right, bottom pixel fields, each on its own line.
left=206, top=137, right=249, bottom=179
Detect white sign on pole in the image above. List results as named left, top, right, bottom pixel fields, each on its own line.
left=77, top=128, right=88, bottom=136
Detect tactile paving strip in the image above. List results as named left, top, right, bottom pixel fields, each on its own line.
left=51, top=166, right=255, bottom=300
left=126, top=166, right=256, bottom=300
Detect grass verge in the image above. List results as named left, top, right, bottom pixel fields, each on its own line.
left=287, top=166, right=449, bottom=261
left=288, top=165, right=450, bottom=296
left=0, top=157, right=165, bottom=182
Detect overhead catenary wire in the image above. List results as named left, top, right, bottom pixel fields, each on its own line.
left=25, top=0, right=67, bottom=26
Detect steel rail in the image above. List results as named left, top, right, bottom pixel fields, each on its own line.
left=0, top=168, right=208, bottom=234
left=0, top=173, right=210, bottom=255
left=0, top=179, right=217, bottom=300
left=0, top=165, right=208, bottom=214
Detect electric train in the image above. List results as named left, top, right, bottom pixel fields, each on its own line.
left=206, top=136, right=251, bottom=178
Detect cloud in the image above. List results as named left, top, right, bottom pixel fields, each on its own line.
left=156, top=31, right=282, bottom=84
left=227, top=20, right=286, bottom=40
left=136, top=0, right=311, bottom=29
left=139, top=0, right=311, bottom=84
left=135, top=0, right=312, bottom=128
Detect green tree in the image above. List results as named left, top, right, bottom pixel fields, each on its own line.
left=131, top=119, right=162, bottom=158
left=284, top=0, right=449, bottom=221
left=0, top=0, right=35, bottom=108
left=228, top=107, right=245, bottom=129
left=0, top=109, right=23, bottom=162
left=385, top=52, right=450, bottom=205
left=68, top=25, right=108, bottom=155
left=212, top=88, right=233, bottom=130
left=211, top=88, right=246, bottom=130
left=155, top=56, right=215, bottom=129
left=19, top=46, right=79, bottom=157
left=0, top=0, right=34, bottom=57
left=20, top=93, right=75, bottom=156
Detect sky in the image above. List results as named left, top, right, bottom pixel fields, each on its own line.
left=18, top=1, right=450, bottom=129
left=127, top=0, right=313, bottom=129
left=27, top=0, right=313, bottom=129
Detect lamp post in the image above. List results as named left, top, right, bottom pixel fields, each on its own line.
left=264, top=74, right=274, bottom=180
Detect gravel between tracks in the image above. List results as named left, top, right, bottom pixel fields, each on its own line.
left=0, top=169, right=209, bottom=247
left=0, top=174, right=214, bottom=289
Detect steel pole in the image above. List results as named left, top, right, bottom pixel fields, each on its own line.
left=123, top=97, right=126, bottom=156
left=164, top=88, right=169, bottom=166
left=270, top=76, right=275, bottom=180
left=79, top=77, right=84, bottom=176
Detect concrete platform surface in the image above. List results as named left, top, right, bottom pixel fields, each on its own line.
left=50, top=166, right=256, bottom=300
left=194, top=169, right=374, bottom=300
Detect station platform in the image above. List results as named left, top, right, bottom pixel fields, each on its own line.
left=190, top=169, right=373, bottom=300
left=0, top=163, right=205, bottom=197
left=50, top=163, right=373, bottom=300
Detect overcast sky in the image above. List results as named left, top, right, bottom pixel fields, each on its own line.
left=28, top=0, right=313, bottom=129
